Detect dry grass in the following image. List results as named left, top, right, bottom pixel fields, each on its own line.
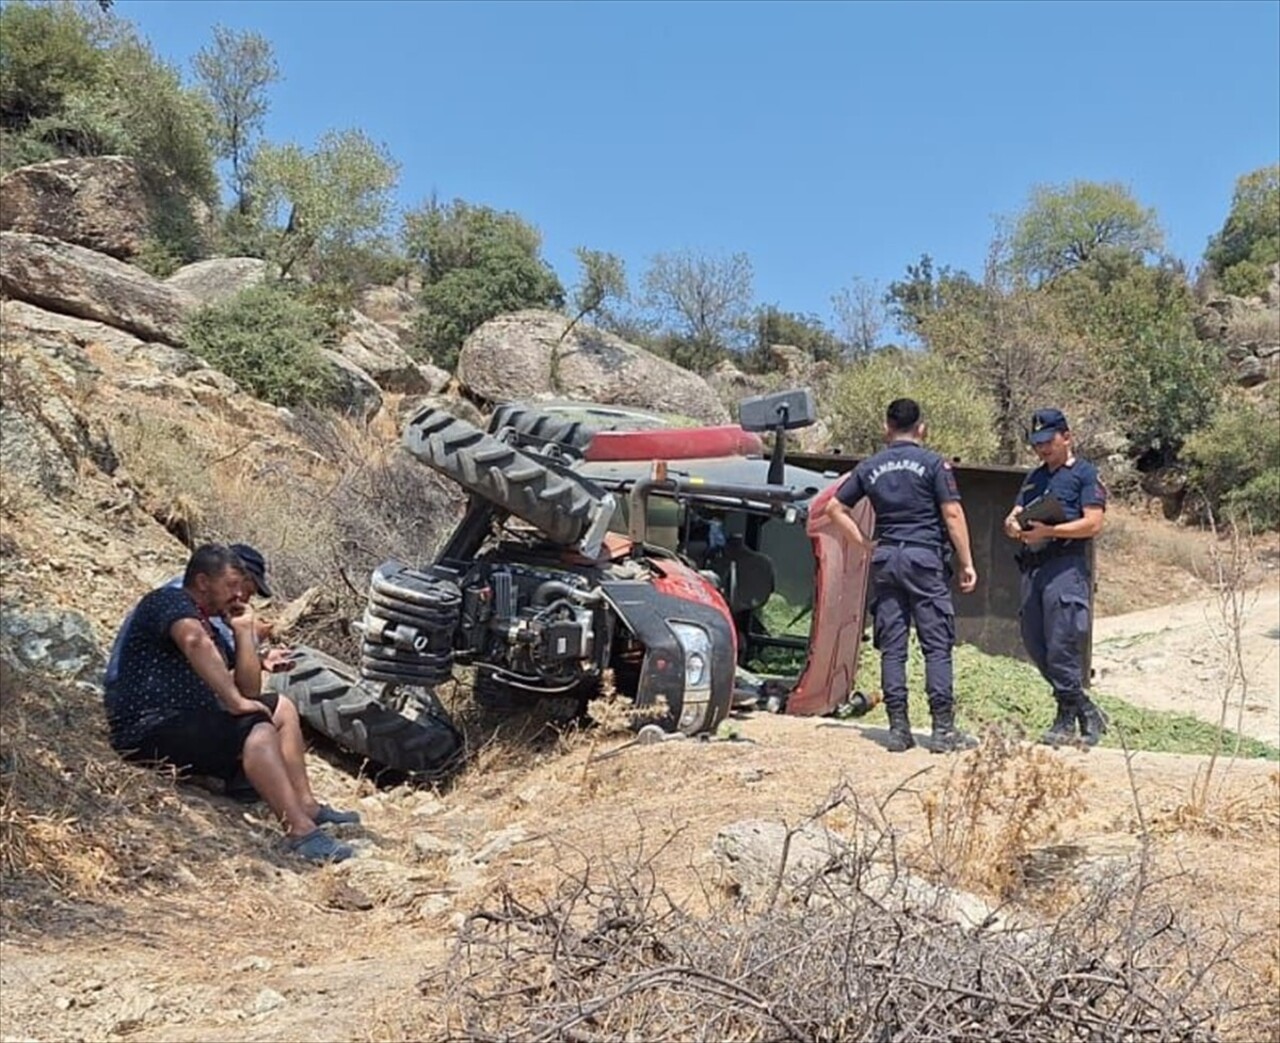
left=1155, top=770, right=1280, bottom=839
left=1223, top=308, right=1280, bottom=348
left=103, top=399, right=460, bottom=664
left=0, top=664, right=292, bottom=932
left=390, top=790, right=1270, bottom=1043
left=914, top=726, right=1086, bottom=898
left=1099, top=505, right=1216, bottom=580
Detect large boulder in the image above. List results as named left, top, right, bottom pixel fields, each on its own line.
left=165, top=258, right=267, bottom=306
left=336, top=311, right=437, bottom=394
left=705, top=358, right=776, bottom=416
left=0, top=232, right=197, bottom=346
left=456, top=310, right=730, bottom=423
left=0, top=156, right=150, bottom=260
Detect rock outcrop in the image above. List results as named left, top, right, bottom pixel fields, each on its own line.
left=1196, top=267, right=1280, bottom=389
left=0, top=606, right=103, bottom=683
left=456, top=310, right=729, bottom=424
left=0, top=232, right=197, bottom=346
left=336, top=311, right=446, bottom=395
left=320, top=349, right=384, bottom=420
left=165, top=258, right=267, bottom=306
left=0, top=156, right=151, bottom=260
left=356, top=285, right=419, bottom=351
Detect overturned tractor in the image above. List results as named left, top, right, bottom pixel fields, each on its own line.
left=273, top=390, right=875, bottom=775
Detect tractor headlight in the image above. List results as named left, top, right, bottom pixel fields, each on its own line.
left=669, top=622, right=711, bottom=690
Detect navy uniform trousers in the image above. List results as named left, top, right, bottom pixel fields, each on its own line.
left=870, top=543, right=955, bottom=714
left=1019, top=552, right=1091, bottom=709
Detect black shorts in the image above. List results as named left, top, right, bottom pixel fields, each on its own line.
left=125, top=693, right=280, bottom=781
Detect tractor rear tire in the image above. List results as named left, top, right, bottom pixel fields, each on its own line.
left=404, top=406, right=603, bottom=546
left=270, top=647, right=462, bottom=775
left=486, top=404, right=596, bottom=452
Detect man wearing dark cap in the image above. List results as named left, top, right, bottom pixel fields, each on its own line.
left=1003, top=408, right=1108, bottom=746
left=825, top=398, right=980, bottom=754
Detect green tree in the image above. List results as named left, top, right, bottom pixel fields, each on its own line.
left=402, top=196, right=563, bottom=370
left=641, top=250, right=754, bottom=361
left=0, top=1, right=107, bottom=136
left=1050, top=252, right=1196, bottom=351
left=192, top=25, right=279, bottom=214
left=915, top=241, right=1088, bottom=462
left=1010, top=181, right=1163, bottom=285
left=885, top=254, right=982, bottom=341
left=1101, top=334, right=1222, bottom=464
left=826, top=349, right=1000, bottom=463
left=251, top=128, right=399, bottom=281
left=566, top=247, right=627, bottom=336
left=1205, top=165, right=1280, bottom=297
left=0, top=2, right=217, bottom=265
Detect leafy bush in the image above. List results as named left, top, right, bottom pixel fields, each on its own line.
left=1183, top=383, right=1280, bottom=530
left=184, top=284, right=337, bottom=408
left=1098, top=335, right=1223, bottom=463
left=825, top=349, right=1000, bottom=463
left=0, top=1, right=108, bottom=135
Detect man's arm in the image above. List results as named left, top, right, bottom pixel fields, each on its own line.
left=824, top=497, right=874, bottom=553
left=940, top=501, right=978, bottom=593
left=226, top=604, right=264, bottom=698
left=170, top=619, right=269, bottom=716
left=1021, top=505, right=1104, bottom=543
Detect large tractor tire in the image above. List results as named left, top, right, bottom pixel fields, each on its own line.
left=404, top=406, right=604, bottom=546
left=270, top=647, right=462, bottom=776
left=487, top=404, right=596, bottom=453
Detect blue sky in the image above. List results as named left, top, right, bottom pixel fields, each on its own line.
left=121, top=0, right=1279, bottom=327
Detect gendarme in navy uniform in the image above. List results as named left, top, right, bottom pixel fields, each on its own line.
left=1004, top=408, right=1108, bottom=746
left=824, top=398, right=978, bottom=753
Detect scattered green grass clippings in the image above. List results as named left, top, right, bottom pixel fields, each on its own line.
left=853, top=641, right=1279, bottom=760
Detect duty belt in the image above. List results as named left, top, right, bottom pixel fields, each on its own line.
left=1016, top=541, right=1086, bottom=572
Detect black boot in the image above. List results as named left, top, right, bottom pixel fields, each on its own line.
left=1040, top=701, right=1078, bottom=746
left=1077, top=698, right=1108, bottom=747
left=930, top=708, right=978, bottom=753
left=884, top=706, right=915, bottom=753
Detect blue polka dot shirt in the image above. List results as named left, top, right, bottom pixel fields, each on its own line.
left=104, top=586, right=232, bottom=751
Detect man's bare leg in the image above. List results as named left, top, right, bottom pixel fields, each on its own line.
left=270, top=696, right=322, bottom=817
left=241, top=722, right=316, bottom=838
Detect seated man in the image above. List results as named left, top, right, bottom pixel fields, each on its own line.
left=105, top=543, right=359, bottom=864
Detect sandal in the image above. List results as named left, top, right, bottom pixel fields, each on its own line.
left=314, top=804, right=362, bottom=827
left=288, top=829, right=354, bottom=864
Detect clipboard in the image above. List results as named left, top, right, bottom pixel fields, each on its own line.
left=1019, top=493, right=1066, bottom=529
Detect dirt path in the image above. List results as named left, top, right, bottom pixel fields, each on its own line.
left=1093, top=582, right=1280, bottom=744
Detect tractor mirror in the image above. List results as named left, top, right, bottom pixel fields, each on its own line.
left=738, top=388, right=817, bottom=432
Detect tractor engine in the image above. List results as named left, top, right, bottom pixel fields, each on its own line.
left=357, top=558, right=609, bottom=698
left=454, top=561, right=606, bottom=695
